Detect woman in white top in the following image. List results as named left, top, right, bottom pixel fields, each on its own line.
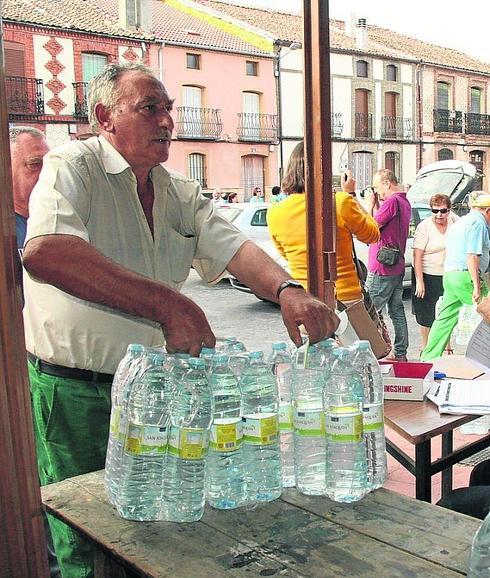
left=412, top=193, right=459, bottom=350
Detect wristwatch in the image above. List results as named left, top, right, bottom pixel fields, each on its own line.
left=276, top=279, right=305, bottom=299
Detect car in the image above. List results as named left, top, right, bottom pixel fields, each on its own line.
left=221, top=200, right=434, bottom=295
left=408, top=160, right=479, bottom=215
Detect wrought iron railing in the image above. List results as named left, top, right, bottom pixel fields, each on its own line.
left=6, top=76, right=44, bottom=116
left=465, top=112, right=490, bottom=135
left=354, top=112, right=372, bottom=139
left=380, top=116, right=413, bottom=140
left=73, top=82, right=88, bottom=117
left=237, top=113, right=278, bottom=142
left=331, top=112, right=343, bottom=137
left=175, top=106, right=223, bottom=139
left=433, top=109, right=463, bottom=133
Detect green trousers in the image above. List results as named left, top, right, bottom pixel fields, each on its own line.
left=29, top=360, right=112, bottom=578
left=421, top=271, right=488, bottom=361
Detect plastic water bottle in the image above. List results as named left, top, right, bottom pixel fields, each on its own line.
left=105, top=343, right=147, bottom=504
left=240, top=350, right=282, bottom=503
left=352, top=341, right=387, bottom=490
left=116, top=353, right=173, bottom=520
left=461, top=416, right=490, bottom=435
left=292, top=342, right=328, bottom=495
left=164, top=357, right=213, bottom=522
left=268, top=342, right=295, bottom=488
left=205, top=354, right=246, bottom=509
left=468, top=511, right=490, bottom=576
left=456, top=304, right=481, bottom=346
left=200, top=347, right=216, bottom=371
left=324, top=347, right=368, bottom=503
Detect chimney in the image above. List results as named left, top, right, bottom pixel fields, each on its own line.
left=347, top=12, right=357, bottom=38
left=119, top=0, right=151, bottom=32
left=355, top=18, right=367, bottom=50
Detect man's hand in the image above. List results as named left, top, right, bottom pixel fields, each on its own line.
left=341, top=170, right=356, bottom=194
left=472, top=285, right=481, bottom=304
left=159, top=292, right=216, bottom=357
left=278, top=289, right=339, bottom=347
left=414, top=279, right=425, bottom=299
left=364, top=187, right=379, bottom=215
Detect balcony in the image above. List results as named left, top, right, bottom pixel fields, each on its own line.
left=237, top=113, right=278, bottom=142
left=175, top=106, right=223, bottom=140
left=6, top=76, right=44, bottom=117
left=331, top=112, right=343, bottom=137
left=465, top=112, right=490, bottom=136
left=73, top=82, right=88, bottom=118
left=354, top=112, right=373, bottom=139
left=433, top=109, right=463, bottom=133
left=380, top=116, right=413, bottom=140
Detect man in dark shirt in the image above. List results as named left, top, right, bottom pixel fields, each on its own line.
left=365, top=169, right=412, bottom=361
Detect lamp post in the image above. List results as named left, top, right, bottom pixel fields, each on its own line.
left=274, top=40, right=302, bottom=183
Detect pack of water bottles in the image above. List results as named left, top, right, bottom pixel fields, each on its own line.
left=104, top=336, right=387, bottom=524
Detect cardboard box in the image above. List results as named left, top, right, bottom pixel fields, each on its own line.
left=380, top=361, right=434, bottom=401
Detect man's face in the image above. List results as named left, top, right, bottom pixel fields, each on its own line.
left=104, top=71, right=174, bottom=171
left=11, top=133, right=49, bottom=217
left=372, top=175, right=389, bottom=200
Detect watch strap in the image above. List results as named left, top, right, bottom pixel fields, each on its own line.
left=276, top=279, right=304, bottom=299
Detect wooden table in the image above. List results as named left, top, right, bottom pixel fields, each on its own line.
left=384, top=399, right=490, bottom=502
left=42, top=470, right=479, bottom=577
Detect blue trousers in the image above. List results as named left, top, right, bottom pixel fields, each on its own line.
left=366, top=272, right=408, bottom=357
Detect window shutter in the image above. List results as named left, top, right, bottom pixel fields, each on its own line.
left=4, top=41, right=25, bottom=77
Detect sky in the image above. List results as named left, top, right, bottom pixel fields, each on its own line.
left=216, top=0, right=490, bottom=64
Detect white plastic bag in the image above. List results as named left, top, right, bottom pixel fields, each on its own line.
left=455, top=304, right=482, bottom=346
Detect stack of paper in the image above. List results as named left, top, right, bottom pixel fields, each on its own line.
left=427, top=379, right=490, bottom=415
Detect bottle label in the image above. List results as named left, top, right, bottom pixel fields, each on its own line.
left=209, top=418, right=243, bottom=452
left=293, top=409, right=325, bottom=437
left=363, top=403, right=384, bottom=432
left=242, top=414, right=278, bottom=446
left=325, top=406, right=362, bottom=442
left=125, top=424, right=168, bottom=455
left=278, top=403, right=293, bottom=431
left=168, top=427, right=209, bottom=460
left=109, top=407, right=120, bottom=436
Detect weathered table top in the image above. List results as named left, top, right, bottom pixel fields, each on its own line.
left=42, top=470, right=480, bottom=577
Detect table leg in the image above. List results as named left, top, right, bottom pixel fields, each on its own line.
left=441, top=431, right=454, bottom=500
left=415, top=440, right=432, bottom=502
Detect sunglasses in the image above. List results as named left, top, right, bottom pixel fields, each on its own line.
left=431, top=208, right=449, bottom=214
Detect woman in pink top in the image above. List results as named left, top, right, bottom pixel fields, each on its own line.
left=412, top=194, right=458, bottom=351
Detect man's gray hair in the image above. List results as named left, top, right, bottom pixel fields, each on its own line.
left=87, top=61, right=156, bottom=132
left=374, top=168, right=398, bottom=185
left=9, top=126, right=45, bottom=144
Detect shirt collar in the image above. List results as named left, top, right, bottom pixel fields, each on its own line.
left=98, top=135, right=132, bottom=175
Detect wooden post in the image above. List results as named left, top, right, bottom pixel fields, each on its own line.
left=0, top=13, right=49, bottom=578
left=303, top=0, right=336, bottom=308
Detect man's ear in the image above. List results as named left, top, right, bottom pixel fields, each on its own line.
left=95, top=103, right=114, bottom=132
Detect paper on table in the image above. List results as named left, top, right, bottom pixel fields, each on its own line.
left=427, top=379, right=490, bottom=415
left=466, top=320, right=490, bottom=372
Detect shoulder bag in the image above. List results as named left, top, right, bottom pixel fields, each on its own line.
left=376, top=199, right=401, bottom=266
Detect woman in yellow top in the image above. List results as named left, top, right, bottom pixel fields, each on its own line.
left=267, top=142, right=380, bottom=303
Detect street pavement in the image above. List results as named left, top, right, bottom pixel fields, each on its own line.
left=181, top=270, right=465, bottom=358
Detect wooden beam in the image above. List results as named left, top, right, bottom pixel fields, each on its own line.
left=303, top=0, right=336, bottom=308
left=0, top=14, right=49, bottom=578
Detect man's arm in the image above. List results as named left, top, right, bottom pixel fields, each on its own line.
left=467, top=253, right=481, bottom=303
left=23, top=234, right=215, bottom=356
left=226, top=241, right=339, bottom=346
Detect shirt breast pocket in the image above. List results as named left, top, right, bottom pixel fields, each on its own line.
left=168, top=228, right=197, bottom=284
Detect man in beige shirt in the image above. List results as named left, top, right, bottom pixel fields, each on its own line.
left=23, top=62, right=338, bottom=577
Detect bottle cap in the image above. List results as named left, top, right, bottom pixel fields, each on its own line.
left=272, top=342, right=287, bottom=350
left=434, top=371, right=446, bottom=380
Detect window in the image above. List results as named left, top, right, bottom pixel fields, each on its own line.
left=437, top=81, right=450, bottom=110
left=246, top=61, right=258, bottom=76
left=356, top=60, right=368, bottom=78
left=241, top=92, right=260, bottom=139
left=385, top=151, right=400, bottom=181
left=82, top=53, right=108, bottom=83
left=250, top=208, right=268, bottom=226
left=188, top=153, right=207, bottom=188
left=352, top=151, right=373, bottom=190
left=355, top=89, right=371, bottom=138
left=470, top=150, right=484, bottom=190
left=438, top=148, right=453, bottom=161
left=470, top=87, right=482, bottom=114
left=386, top=64, right=397, bottom=82
left=186, top=53, right=201, bottom=70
